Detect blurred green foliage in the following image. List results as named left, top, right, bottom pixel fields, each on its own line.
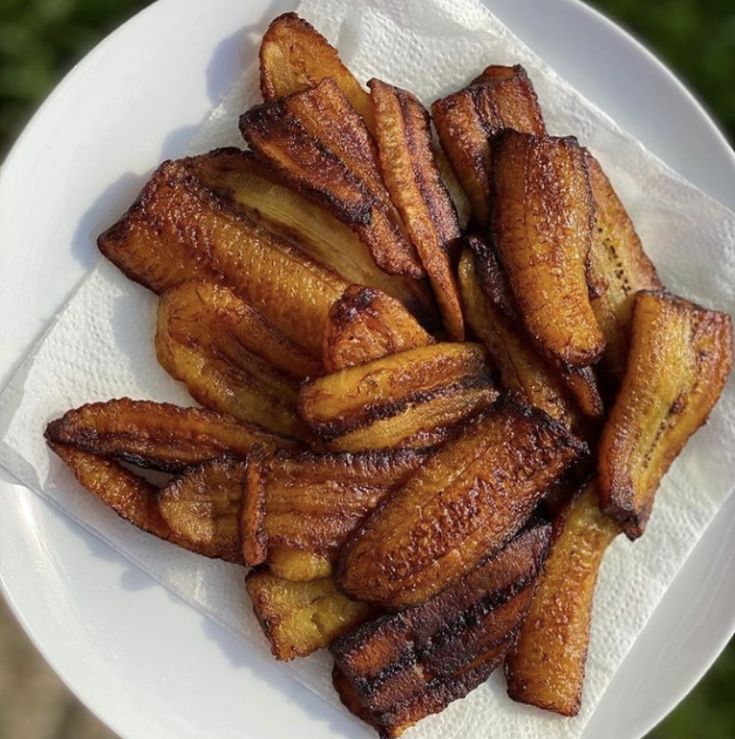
left=0, top=0, right=732, bottom=737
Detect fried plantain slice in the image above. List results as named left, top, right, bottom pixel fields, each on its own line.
left=187, top=149, right=433, bottom=319
left=332, top=523, right=551, bottom=737
left=323, top=286, right=434, bottom=372
left=157, top=457, right=246, bottom=564
left=491, top=132, right=605, bottom=368
left=240, top=79, right=423, bottom=279
left=245, top=570, right=374, bottom=660
left=598, top=291, right=732, bottom=538
left=369, top=79, right=464, bottom=340
left=259, top=12, right=375, bottom=132
left=505, top=481, right=620, bottom=716
left=431, top=65, right=545, bottom=226
left=45, top=398, right=294, bottom=472
left=156, top=281, right=311, bottom=438
left=459, top=237, right=582, bottom=430
left=267, top=549, right=334, bottom=581
left=336, top=399, right=587, bottom=609
left=98, top=159, right=348, bottom=356
left=585, top=152, right=663, bottom=382
left=299, top=343, right=498, bottom=452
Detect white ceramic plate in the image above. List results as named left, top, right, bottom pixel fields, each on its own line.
left=1, top=1, right=733, bottom=738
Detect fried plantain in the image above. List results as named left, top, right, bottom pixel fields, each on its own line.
left=332, top=523, right=551, bottom=737
left=598, top=291, right=732, bottom=538
left=240, top=79, right=423, bottom=279
left=505, top=480, right=620, bottom=716
left=45, top=398, right=294, bottom=472
left=431, top=65, right=545, bottom=226
left=323, top=286, right=434, bottom=372
left=156, top=281, right=311, bottom=438
left=491, top=132, right=604, bottom=369
left=369, top=78, right=464, bottom=340
left=98, top=159, right=348, bottom=356
left=336, top=399, right=587, bottom=608
left=585, top=152, right=662, bottom=382
left=459, top=237, right=582, bottom=430
left=245, top=570, right=374, bottom=660
left=266, top=548, right=334, bottom=581
left=299, top=343, right=497, bottom=452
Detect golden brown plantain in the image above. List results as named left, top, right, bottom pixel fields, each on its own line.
left=336, top=399, right=587, bottom=609
left=323, top=286, right=434, bottom=372
left=240, top=79, right=423, bottom=279
left=245, top=570, right=373, bottom=660
left=459, top=237, right=582, bottom=430
left=187, top=149, right=433, bottom=318
left=267, top=549, right=334, bottom=581
left=585, top=152, right=662, bottom=382
left=156, top=281, right=311, bottom=438
left=431, top=65, right=545, bottom=226
left=299, top=343, right=497, bottom=452
left=45, top=398, right=294, bottom=472
left=332, top=523, right=551, bottom=737
left=598, top=291, right=732, bottom=538
left=259, top=12, right=375, bottom=131
left=491, top=132, right=605, bottom=368
left=505, top=481, right=620, bottom=716
left=98, top=159, right=348, bottom=356
left=369, top=78, right=464, bottom=340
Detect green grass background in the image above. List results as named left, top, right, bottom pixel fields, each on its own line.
left=0, top=0, right=732, bottom=737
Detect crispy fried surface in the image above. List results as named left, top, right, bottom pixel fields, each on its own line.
left=505, top=481, right=619, bottom=716
left=491, top=132, right=604, bottom=368
left=585, top=152, right=662, bottom=382
left=323, top=286, right=434, bottom=372
left=245, top=570, right=373, bottom=660
left=332, top=524, right=551, bottom=737
left=431, top=65, right=545, bottom=226
left=369, top=79, right=464, bottom=340
left=240, top=79, right=423, bottom=279
left=459, top=238, right=582, bottom=430
left=45, top=398, right=294, bottom=472
left=259, top=12, right=375, bottom=132
left=598, top=291, right=732, bottom=538
left=98, top=159, right=348, bottom=355
left=299, top=343, right=497, bottom=452
left=155, top=281, right=311, bottom=438
left=336, top=399, right=587, bottom=608
left=187, top=149, right=433, bottom=318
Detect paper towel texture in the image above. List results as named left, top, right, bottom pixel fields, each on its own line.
left=1, top=0, right=734, bottom=737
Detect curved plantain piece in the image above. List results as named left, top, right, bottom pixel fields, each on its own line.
left=336, top=399, right=587, bottom=609
left=598, top=290, right=733, bottom=538
left=369, top=78, right=464, bottom=340
left=505, top=480, right=619, bottom=716
left=45, top=398, right=295, bottom=472
left=491, top=132, right=605, bottom=368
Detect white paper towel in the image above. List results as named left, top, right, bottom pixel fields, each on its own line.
left=1, top=0, right=735, bottom=737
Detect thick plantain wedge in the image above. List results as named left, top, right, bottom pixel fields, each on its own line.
left=332, top=523, right=551, bottom=738
left=585, top=152, right=662, bottom=383
left=98, top=159, right=348, bottom=356
left=598, top=290, right=733, bottom=538
left=432, top=65, right=545, bottom=226
left=45, top=398, right=295, bottom=472
left=299, top=343, right=498, bottom=452
left=187, top=149, right=433, bottom=319
left=245, top=569, right=374, bottom=660
left=241, top=449, right=430, bottom=569
left=492, top=132, right=605, bottom=369
left=459, top=237, right=582, bottom=430
left=323, top=286, right=434, bottom=372
left=369, top=79, right=464, bottom=340
left=336, top=398, right=587, bottom=609
left=505, top=480, right=620, bottom=716
left=240, top=79, right=424, bottom=279
left=156, top=281, right=312, bottom=438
